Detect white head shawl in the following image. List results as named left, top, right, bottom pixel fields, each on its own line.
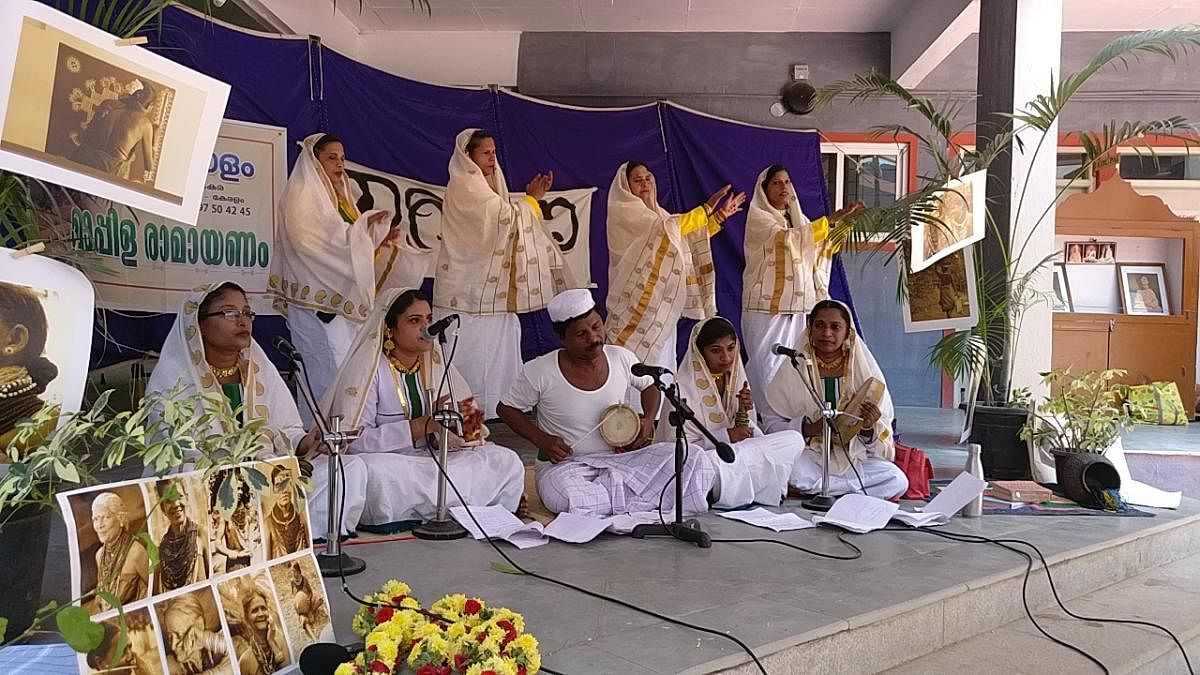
left=435, top=128, right=572, bottom=314
left=604, top=162, right=716, bottom=361
left=742, top=165, right=830, bottom=314
left=321, top=287, right=478, bottom=442
left=269, top=133, right=387, bottom=324
left=145, top=281, right=301, bottom=460
left=655, top=316, right=758, bottom=447
left=764, top=299, right=894, bottom=468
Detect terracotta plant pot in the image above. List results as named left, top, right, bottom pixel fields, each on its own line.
left=1052, top=450, right=1121, bottom=508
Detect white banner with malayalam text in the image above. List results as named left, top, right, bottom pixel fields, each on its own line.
left=63, top=118, right=286, bottom=314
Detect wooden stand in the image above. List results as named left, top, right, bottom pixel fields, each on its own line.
left=1053, top=177, right=1198, bottom=415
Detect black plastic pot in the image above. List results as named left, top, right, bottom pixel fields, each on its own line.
left=969, top=405, right=1031, bottom=480
left=1053, top=451, right=1121, bottom=508
left=0, top=507, right=52, bottom=640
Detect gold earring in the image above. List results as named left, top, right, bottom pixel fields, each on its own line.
left=383, top=338, right=395, bottom=352
left=2, top=346, right=14, bottom=355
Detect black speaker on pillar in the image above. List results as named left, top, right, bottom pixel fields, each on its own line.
left=769, top=80, right=818, bottom=117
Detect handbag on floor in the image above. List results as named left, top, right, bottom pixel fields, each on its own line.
left=893, top=442, right=934, bottom=500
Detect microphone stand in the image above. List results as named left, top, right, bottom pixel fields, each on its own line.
left=631, top=379, right=731, bottom=549
left=413, top=325, right=470, bottom=541
left=288, top=351, right=367, bottom=577
left=782, top=353, right=842, bottom=512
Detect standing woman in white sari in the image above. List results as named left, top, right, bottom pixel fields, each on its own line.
left=146, top=281, right=369, bottom=536
left=763, top=299, right=908, bottom=499
left=435, top=129, right=577, bottom=420
left=657, top=317, right=802, bottom=508
left=741, top=165, right=860, bottom=413
left=270, top=134, right=419, bottom=421
left=605, top=161, right=744, bottom=369
left=323, top=287, right=526, bottom=527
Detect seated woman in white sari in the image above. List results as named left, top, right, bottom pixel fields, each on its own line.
left=657, top=317, right=802, bottom=509
left=605, top=161, right=745, bottom=369
left=762, top=299, right=908, bottom=499
left=322, top=288, right=525, bottom=527
left=145, top=281, right=368, bottom=537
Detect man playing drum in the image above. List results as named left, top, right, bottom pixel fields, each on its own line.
left=498, top=290, right=716, bottom=516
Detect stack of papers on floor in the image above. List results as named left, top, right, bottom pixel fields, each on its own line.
left=450, top=505, right=629, bottom=548
left=891, top=471, right=987, bottom=527
left=717, top=507, right=815, bottom=532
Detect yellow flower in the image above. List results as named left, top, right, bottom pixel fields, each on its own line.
left=511, top=633, right=538, bottom=654
left=419, top=622, right=441, bottom=638
left=381, top=579, right=413, bottom=599
left=368, top=635, right=399, bottom=668
left=334, top=664, right=357, bottom=675
left=447, top=622, right=467, bottom=641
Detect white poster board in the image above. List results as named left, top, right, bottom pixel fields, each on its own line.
left=0, top=1, right=230, bottom=225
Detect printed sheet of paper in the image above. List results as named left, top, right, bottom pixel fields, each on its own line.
left=56, top=457, right=333, bottom=675
left=811, top=494, right=899, bottom=533
left=717, top=508, right=815, bottom=532
left=892, top=471, right=987, bottom=527
left=452, top=506, right=617, bottom=547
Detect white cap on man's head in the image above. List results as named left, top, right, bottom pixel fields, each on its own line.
left=547, top=289, right=595, bottom=323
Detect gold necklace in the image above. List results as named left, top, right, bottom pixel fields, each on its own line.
left=813, top=351, right=846, bottom=371
left=209, top=362, right=239, bottom=379
left=386, top=352, right=421, bottom=375
left=0, top=365, right=35, bottom=399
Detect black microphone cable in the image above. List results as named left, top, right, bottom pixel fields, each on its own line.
left=399, top=331, right=769, bottom=673
left=886, top=525, right=1194, bottom=675
left=651, top=441, right=863, bottom=561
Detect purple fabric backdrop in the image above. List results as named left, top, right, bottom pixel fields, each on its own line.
left=90, top=7, right=856, bottom=369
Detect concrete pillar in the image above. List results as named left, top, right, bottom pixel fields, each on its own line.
left=975, top=0, right=1062, bottom=402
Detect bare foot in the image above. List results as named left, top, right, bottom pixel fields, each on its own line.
left=517, top=494, right=530, bottom=520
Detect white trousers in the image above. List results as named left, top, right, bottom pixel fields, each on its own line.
left=286, top=307, right=359, bottom=427
left=435, top=310, right=521, bottom=420
left=355, top=444, right=525, bottom=525
left=711, top=430, right=804, bottom=509
left=535, top=442, right=715, bottom=517
left=741, top=311, right=804, bottom=415
left=789, top=451, right=909, bottom=500
left=307, top=453, right=369, bottom=537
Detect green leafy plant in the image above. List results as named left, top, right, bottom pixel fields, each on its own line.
left=1, top=385, right=294, bottom=653
left=1020, top=369, right=1135, bottom=454
left=817, top=28, right=1200, bottom=405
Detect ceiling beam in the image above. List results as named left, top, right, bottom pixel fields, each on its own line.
left=892, top=0, right=978, bottom=88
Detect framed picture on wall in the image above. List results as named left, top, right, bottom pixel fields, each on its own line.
left=1064, top=239, right=1116, bottom=264
left=1052, top=263, right=1073, bottom=312
left=910, top=169, right=986, bottom=273
left=1117, top=263, right=1170, bottom=315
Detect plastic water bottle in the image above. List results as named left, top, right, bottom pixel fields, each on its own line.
left=963, top=443, right=984, bottom=517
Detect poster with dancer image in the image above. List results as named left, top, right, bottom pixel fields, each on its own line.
left=0, top=0, right=230, bottom=224
left=910, top=169, right=986, bottom=273
left=0, top=247, right=94, bottom=451
left=58, top=457, right=333, bottom=675
left=902, top=248, right=979, bottom=333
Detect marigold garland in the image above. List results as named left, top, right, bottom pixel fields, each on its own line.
left=337, top=579, right=540, bottom=675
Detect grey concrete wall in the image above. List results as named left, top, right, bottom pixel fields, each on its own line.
left=518, top=31, right=1200, bottom=134
left=517, top=32, right=927, bottom=132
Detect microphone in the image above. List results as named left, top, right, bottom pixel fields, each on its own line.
left=299, top=642, right=353, bottom=675
left=273, top=336, right=302, bottom=362
left=771, top=343, right=800, bottom=359
left=631, top=363, right=671, bottom=378
left=421, top=314, right=459, bottom=341
left=714, top=441, right=735, bottom=464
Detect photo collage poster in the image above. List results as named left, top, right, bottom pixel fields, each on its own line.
left=56, top=457, right=334, bottom=675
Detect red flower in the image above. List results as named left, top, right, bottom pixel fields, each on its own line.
left=416, top=666, right=439, bottom=675
left=375, top=607, right=395, bottom=623
left=391, top=594, right=408, bottom=605
left=482, top=670, right=497, bottom=675
left=454, top=653, right=469, bottom=671
left=498, top=620, right=513, bottom=632
left=438, top=667, right=451, bottom=675
left=518, top=667, right=527, bottom=675
left=367, top=644, right=378, bottom=652
left=464, top=598, right=483, bottom=615
left=476, top=632, right=488, bottom=643
left=370, top=661, right=391, bottom=673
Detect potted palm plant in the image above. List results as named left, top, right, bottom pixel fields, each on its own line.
left=1020, top=368, right=1132, bottom=508
left=816, top=29, right=1200, bottom=478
